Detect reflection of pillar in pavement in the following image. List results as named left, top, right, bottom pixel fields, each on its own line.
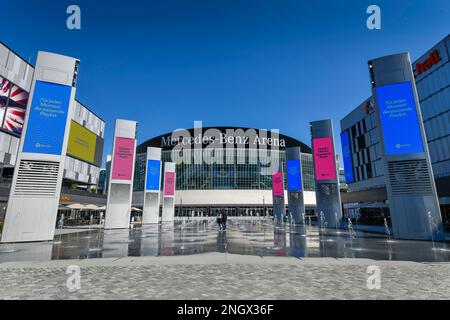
left=159, top=222, right=175, bottom=256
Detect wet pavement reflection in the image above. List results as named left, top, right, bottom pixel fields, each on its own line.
left=1, top=218, right=450, bottom=262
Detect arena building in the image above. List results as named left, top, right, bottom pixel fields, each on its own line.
left=132, top=126, right=317, bottom=217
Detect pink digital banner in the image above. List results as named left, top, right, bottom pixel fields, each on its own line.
left=272, top=171, right=284, bottom=197
left=164, top=172, right=176, bottom=196
left=112, top=137, right=135, bottom=181
left=313, top=137, right=337, bottom=181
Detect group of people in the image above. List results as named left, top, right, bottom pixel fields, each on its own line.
left=216, top=210, right=228, bottom=231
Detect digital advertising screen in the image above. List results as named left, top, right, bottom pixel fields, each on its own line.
left=3, top=107, right=26, bottom=135
left=111, top=137, right=135, bottom=181
left=313, top=137, right=337, bottom=181
left=272, top=171, right=284, bottom=196
left=287, top=159, right=302, bottom=191
left=0, top=77, right=11, bottom=108
left=164, top=171, right=176, bottom=196
left=376, top=81, right=425, bottom=155
left=22, top=81, right=72, bottom=155
left=146, top=160, right=161, bottom=191
left=67, top=120, right=103, bottom=166
left=340, top=130, right=355, bottom=183
left=0, top=78, right=29, bottom=136
left=9, top=85, right=29, bottom=108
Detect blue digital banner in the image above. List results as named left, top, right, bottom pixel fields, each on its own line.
left=376, top=81, right=424, bottom=155
left=340, top=130, right=355, bottom=183
left=146, top=159, right=161, bottom=191
left=287, top=159, right=302, bottom=191
left=23, top=81, right=72, bottom=155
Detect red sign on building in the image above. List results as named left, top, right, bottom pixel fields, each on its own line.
left=415, top=51, right=442, bottom=77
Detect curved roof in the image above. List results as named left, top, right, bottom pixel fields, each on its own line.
left=137, top=126, right=311, bottom=154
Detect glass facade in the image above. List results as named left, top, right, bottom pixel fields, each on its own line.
left=97, top=169, right=107, bottom=194
left=133, top=149, right=315, bottom=192
left=415, top=37, right=450, bottom=178
left=341, top=98, right=385, bottom=185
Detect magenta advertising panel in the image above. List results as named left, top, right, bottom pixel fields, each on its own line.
left=112, top=137, right=135, bottom=181
left=164, top=172, right=176, bottom=196
left=313, top=137, right=337, bottom=181
left=272, top=171, right=284, bottom=196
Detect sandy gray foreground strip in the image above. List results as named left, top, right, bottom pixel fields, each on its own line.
left=1, top=253, right=449, bottom=300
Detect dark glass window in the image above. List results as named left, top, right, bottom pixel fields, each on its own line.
left=366, top=163, right=373, bottom=179
left=357, top=135, right=366, bottom=149
left=351, top=125, right=356, bottom=138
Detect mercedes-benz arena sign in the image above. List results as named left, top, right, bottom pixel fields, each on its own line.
left=137, top=124, right=311, bottom=167
left=137, top=124, right=310, bottom=153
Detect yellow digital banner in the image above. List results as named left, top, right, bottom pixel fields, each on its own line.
left=67, top=120, right=97, bottom=164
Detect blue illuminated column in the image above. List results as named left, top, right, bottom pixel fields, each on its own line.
left=286, top=147, right=305, bottom=224
left=310, top=119, right=343, bottom=228
left=142, top=147, right=162, bottom=224
left=369, top=53, right=443, bottom=240
left=1, top=52, right=79, bottom=243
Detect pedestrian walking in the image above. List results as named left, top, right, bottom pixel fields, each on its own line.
left=216, top=212, right=223, bottom=231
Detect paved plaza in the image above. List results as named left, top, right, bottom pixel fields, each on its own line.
left=1, top=253, right=450, bottom=300
left=1, top=219, right=450, bottom=300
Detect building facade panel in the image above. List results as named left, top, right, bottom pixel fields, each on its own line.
left=0, top=41, right=105, bottom=186
left=0, top=42, right=33, bottom=92
left=340, top=35, right=450, bottom=229
left=417, top=37, right=450, bottom=178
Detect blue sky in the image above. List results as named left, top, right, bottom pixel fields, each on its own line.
left=2, top=0, right=449, bottom=166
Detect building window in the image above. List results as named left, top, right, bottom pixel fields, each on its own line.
left=366, top=163, right=373, bottom=179
left=351, top=125, right=356, bottom=139
left=357, top=135, right=366, bottom=149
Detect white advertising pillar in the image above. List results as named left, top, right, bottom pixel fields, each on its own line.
left=369, top=53, right=443, bottom=240
left=142, top=147, right=162, bottom=224
left=1, top=51, right=79, bottom=243
left=104, top=119, right=137, bottom=229
left=162, top=162, right=176, bottom=222
left=310, top=119, right=343, bottom=228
